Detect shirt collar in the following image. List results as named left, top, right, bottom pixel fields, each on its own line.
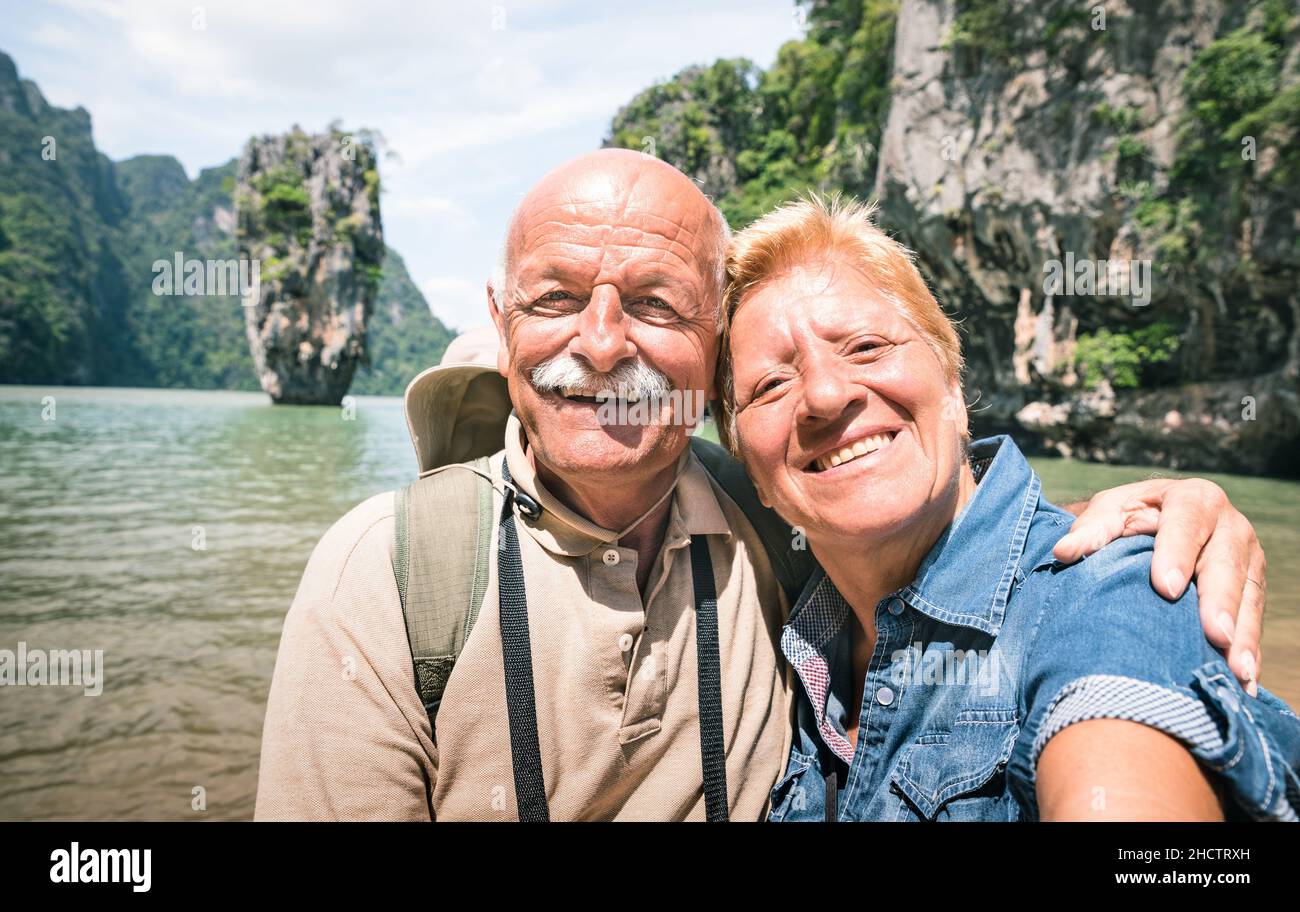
left=502, top=412, right=732, bottom=557
left=899, top=435, right=1040, bottom=636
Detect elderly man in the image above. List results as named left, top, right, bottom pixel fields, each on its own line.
left=255, top=149, right=1267, bottom=821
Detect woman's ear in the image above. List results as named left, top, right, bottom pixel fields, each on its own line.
left=734, top=439, right=775, bottom=509
left=946, top=378, right=969, bottom=440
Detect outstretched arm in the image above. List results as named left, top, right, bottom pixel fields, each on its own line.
left=1037, top=719, right=1224, bottom=820
left=1053, top=478, right=1264, bottom=693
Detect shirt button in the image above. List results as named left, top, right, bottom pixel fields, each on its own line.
left=602, top=549, right=620, bottom=566
left=618, top=633, right=635, bottom=653
left=1217, top=685, right=1238, bottom=711
left=876, top=686, right=895, bottom=706
left=888, top=598, right=904, bottom=616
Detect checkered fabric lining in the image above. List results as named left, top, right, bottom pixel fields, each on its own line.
left=1030, top=673, right=1300, bottom=821
left=782, top=575, right=856, bottom=763
left=1032, top=673, right=1224, bottom=766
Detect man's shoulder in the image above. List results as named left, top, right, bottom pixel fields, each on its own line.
left=321, top=490, right=398, bottom=558
left=293, top=490, right=399, bottom=608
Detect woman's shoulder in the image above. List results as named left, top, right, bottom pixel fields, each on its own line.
left=1018, top=525, right=1208, bottom=666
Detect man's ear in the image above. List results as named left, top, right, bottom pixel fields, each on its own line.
left=487, top=281, right=510, bottom=377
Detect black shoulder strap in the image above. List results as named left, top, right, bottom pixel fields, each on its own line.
left=689, top=436, right=816, bottom=603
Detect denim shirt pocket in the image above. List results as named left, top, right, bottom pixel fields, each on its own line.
left=768, top=750, right=819, bottom=822
left=891, top=712, right=1019, bottom=821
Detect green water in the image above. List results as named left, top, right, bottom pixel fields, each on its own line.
left=0, top=386, right=1297, bottom=820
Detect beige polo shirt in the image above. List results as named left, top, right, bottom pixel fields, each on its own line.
left=255, top=415, right=793, bottom=821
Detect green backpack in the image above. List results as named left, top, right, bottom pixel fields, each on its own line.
left=393, top=436, right=816, bottom=726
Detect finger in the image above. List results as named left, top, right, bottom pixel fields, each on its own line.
left=1188, top=517, right=1251, bottom=659
left=1227, top=547, right=1265, bottom=696
left=1120, top=504, right=1161, bottom=537
left=1053, top=499, right=1129, bottom=564
left=1148, top=483, right=1222, bottom=599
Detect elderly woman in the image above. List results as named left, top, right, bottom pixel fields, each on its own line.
left=720, top=195, right=1300, bottom=821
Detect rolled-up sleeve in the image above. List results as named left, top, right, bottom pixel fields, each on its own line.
left=1011, top=536, right=1300, bottom=821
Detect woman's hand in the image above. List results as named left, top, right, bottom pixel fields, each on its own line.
left=1052, top=478, right=1265, bottom=695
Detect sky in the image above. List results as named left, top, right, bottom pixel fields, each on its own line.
left=2, top=0, right=802, bottom=331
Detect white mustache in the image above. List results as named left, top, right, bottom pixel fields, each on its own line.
left=530, top=353, right=672, bottom=401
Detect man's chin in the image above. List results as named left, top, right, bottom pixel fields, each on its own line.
left=527, top=419, right=687, bottom=476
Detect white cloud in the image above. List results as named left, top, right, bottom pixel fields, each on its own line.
left=385, top=194, right=470, bottom=220
left=421, top=275, right=489, bottom=331
left=7, top=0, right=800, bottom=351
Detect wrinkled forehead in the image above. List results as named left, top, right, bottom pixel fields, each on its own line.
left=738, top=258, right=910, bottom=336
left=511, top=172, right=717, bottom=280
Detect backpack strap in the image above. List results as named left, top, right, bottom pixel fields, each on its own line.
left=393, top=439, right=814, bottom=731
left=688, top=436, right=815, bottom=604
left=394, top=455, right=494, bottom=728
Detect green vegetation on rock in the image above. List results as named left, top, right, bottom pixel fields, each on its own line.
left=0, top=52, right=453, bottom=395
left=605, top=0, right=898, bottom=229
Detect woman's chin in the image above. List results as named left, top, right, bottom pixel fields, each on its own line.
left=804, top=509, right=919, bottom=549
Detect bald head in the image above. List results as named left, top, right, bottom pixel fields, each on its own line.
left=491, top=149, right=730, bottom=324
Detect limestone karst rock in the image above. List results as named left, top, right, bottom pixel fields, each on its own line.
left=874, top=0, right=1298, bottom=474
left=236, top=126, right=384, bottom=405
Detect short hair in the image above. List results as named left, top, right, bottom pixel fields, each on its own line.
left=717, top=192, right=963, bottom=453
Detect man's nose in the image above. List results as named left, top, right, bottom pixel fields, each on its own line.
left=569, top=285, right=636, bottom=374
left=795, top=356, right=866, bottom=425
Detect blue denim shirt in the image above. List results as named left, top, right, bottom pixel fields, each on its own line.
left=770, top=436, right=1300, bottom=822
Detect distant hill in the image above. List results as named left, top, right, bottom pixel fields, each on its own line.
left=0, top=50, right=453, bottom=395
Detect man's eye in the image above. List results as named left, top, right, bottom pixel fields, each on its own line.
left=631, top=296, right=672, bottom=312
left=540, top=291, right=575, bottom=302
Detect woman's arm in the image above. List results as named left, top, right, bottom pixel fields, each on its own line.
left=1036, top=718, right=1224, bottom=821
left=1011, top=534, right=1300, bottom=823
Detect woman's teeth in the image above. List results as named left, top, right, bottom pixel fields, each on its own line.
left=813, top=432, right=895, bottom=472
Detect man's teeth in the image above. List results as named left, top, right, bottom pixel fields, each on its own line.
left=814, top=433, right=894, bottom=472
left=558, top=386, right=640, bottom=402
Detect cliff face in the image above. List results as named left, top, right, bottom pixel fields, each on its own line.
left=606, top=0, right=1299, bottom=475
left=1, top=51, right=452, bottom=395
left=0, top=52, right=135, bottom=385
left=236, top=128, right=385, bottom=405
left=874, top=0, right=1298, bottom=474
left=348, top=247, right=455, bottom=396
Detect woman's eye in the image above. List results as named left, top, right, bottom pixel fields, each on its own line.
left=756, top=376, right=786, bottom=396
left=853, top=340, right=881, bottom=354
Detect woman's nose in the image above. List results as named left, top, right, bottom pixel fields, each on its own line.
left=569, top=286, right=637, bottom=374
left=795, top=360, right=866, bottom=425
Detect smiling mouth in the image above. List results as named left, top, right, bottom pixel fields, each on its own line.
left=548, top=386, right=643, bottom=405
left=808, top=431, right=897, bottom=472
